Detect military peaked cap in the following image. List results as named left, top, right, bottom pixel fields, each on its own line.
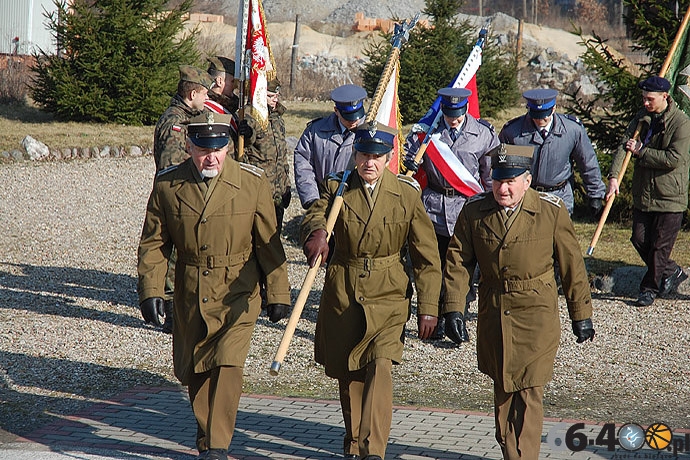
left=179, top=65, right=213, bottom=90
left=207, top=56, right=235, bottom=74
left=353, top=121, right=397, bottom=155
left=490, top=144, right=534, bottom=180
left=187, top=112, right=232, bottom=149
left=331, top=84, right=367, bottom=121
left=523, top=88, right=558, bottom=119
left=438, top=87, right=472, bottom=117
left=267, top=77, right=281, bottom=93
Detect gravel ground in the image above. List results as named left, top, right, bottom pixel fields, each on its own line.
left=0, top=156, right=688, bottom=440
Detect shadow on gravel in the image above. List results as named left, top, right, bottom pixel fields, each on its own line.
left=282, top=214, right=303, bottom=246
left=0, top=262, right=141, bottom=326
left=0, top=351, right=172, bottom=439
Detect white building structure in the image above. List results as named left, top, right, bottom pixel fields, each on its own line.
left=0, top=0, right=59, bottom=55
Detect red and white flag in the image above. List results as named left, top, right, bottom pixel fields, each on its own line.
left=375, top=60, right=402, bottom=173
left=425, top=133, right=483, bottom=196
left=236, top=0, right=275, bottom=127
left=410, top=23, right=489, bottom=194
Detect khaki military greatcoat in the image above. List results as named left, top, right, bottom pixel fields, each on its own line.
left=301, top=170, right=442, bottom=379
left=138, top=158, right=291, bottom=385
left=444, top=189, right=592, bottom=392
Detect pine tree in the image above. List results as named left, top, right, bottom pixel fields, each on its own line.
left=567, top=0, right=690, bottom=221
left=361, top=0, right=518, bottom=123
left=569, top=0, right=690, bottom=151
left=31, top=0, right=198, bottom=125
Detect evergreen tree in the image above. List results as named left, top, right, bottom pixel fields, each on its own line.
left=566, top=0, right=690, bottom=221
left=361, top=0, right=518, bottom=124
left=31, top=0, right=198, bottom=125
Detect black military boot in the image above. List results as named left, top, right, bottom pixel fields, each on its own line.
left=161, top=299, right=173, bottom=334
left=206, top=449, right=228, bottom=460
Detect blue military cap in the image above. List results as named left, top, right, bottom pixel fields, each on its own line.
left=187, top=112, right=232, bottom=149
left=490, top=144, right=534, bottom=180
left=353, top=121, right=397, bottom=155
left=438, top=87, right=472, bottom=117
left=523, top=88, right=558, bottom=119
left=638, top=76, right=671, bottom=93
left=331, top=84, right=367, bottom=121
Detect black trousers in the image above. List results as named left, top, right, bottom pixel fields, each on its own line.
left=631, top=208, right=683, bottom=294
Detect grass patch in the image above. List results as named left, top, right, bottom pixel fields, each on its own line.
left=573, top=220, right=687, bottom=276
left=0, top=103, right=153, bottom=152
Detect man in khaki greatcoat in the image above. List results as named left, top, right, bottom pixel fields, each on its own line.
left=151, top=65, right=214, bottom=333
left=444, top=144, right=595, bottom=460
left=138, top=113, right=291, bottom=460
left=301, top=121, right=442, bottom=460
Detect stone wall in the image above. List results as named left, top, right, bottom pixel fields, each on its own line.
left=0, top=135, right=151, bottom=162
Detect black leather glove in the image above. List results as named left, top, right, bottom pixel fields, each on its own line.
left=303, top=229, right=329, bottom=267
left=444, top=311, right=469, bottom=344
left=589, top=198, right=603, bottom=221
left=281, top=188, right=292, bottom=209
left=140, top=297, right=165, bottom=326
left=572, top=318, right=595, bottom=343
left=238, top=119, right=253, bottom=139
left=266, top=303, right=290, bottom=322
left=403, top=158, right=419, bottom=174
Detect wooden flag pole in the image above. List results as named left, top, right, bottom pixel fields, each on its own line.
left=234, top=0, right=250, bottom=160
left=587, top=6, right=690, bottom=256
left=270, top=170, right=351, bottom=376
left=269, top=14, right=420, bottom=376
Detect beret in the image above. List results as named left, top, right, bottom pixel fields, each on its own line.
left=638, top=76, right=671, bottom=93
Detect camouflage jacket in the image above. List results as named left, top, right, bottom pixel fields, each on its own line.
left=241, top=103, right=291, bottom=205
left=153, top=94, right=202, bottom=171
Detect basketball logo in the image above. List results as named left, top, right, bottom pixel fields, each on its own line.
left=645, top=423, right=673, bottom=450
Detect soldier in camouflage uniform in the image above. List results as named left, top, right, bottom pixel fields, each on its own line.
left=154, top=65, right=213, bottom=171
left=151, top=65, right=213, bottom=332
left=205, top=56, right=240, bottom=115
left=237, top=78, right=291, bottom=231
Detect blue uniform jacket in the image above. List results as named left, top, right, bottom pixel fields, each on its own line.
left=499, top=112, right=605, bottom=214
left=404, top=115, right=499, bottom=238
left=293, top=113, right=357, bottom=208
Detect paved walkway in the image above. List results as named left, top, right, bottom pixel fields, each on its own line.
left=1, top=386, right=688, bottom=459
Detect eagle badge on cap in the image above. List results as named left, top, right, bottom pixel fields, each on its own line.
left=206, top=112, right=215, bottom=124
left=367, top=120, right=378, bottom=137
left=497, top=144, right=507, bottom=163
